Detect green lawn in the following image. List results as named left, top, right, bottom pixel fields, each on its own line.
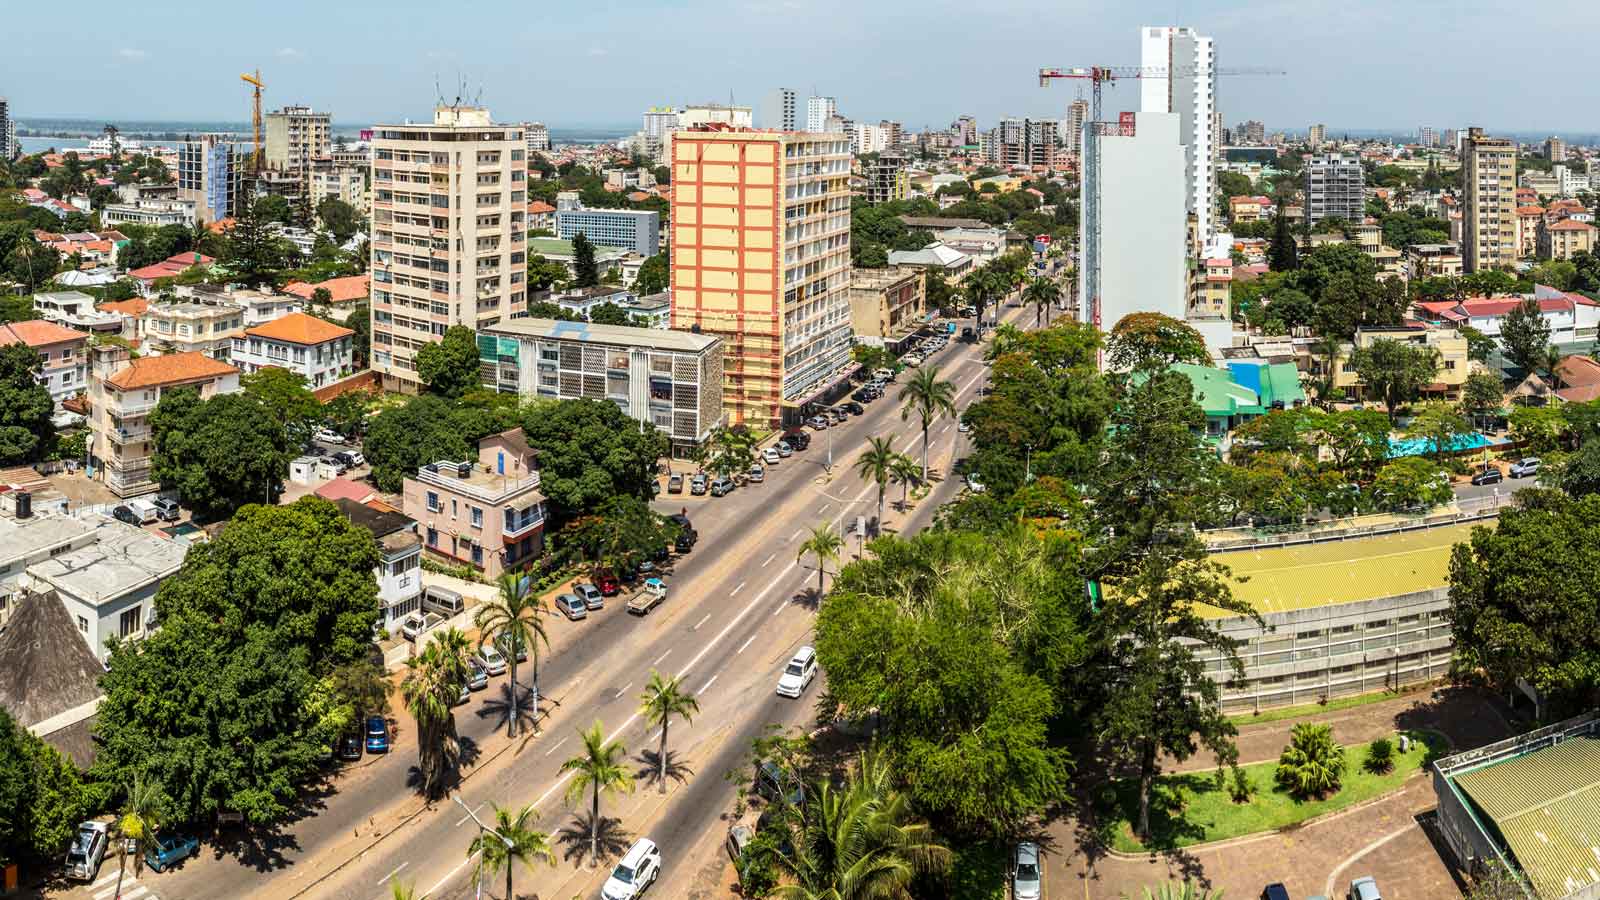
left=1095, top=730, right=1446, bottom=852
left=1226, top=682, right=1442, bottom=727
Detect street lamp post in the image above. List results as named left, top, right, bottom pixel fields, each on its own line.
left=453, top=794, right=513, bottom=900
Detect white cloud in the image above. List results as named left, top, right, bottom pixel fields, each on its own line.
left=277, top=47, right=303, bottom=58
left=117, top=48, right=147, bottom=61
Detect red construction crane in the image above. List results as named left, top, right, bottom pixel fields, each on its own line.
left=1040, top=64, right=1283, bottom=335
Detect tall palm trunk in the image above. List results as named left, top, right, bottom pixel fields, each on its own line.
left=875, top=486, right=885, bottom=536
left=920, top=418, right=931, bottom=480
left=590, top=782, right=601, bottom=864
left=531, top=650, right=540, bottom=734
left=658, top=717, right=669, bottom=794
left=506, top=861, right=514, bottom=900
left=114, top=855, right=127, bottom=900
left=507, top=656, right=519, bottom=738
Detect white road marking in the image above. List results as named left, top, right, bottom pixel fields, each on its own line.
left=737, top=634, right=758, bottom=654
left=732, top=580, right=747, bottom=595
left=119, top=888, right=149, bottom=900
left=692, top=613, right=711, bottom=630
left=613, top=682, right=633, bottom=700
left=762, top=552, right=776, bottom=566
left=771, top=601, right=786, bottom=618
left=653, top=649, right=671, bottom=666
left=376, top=861, right=408, bottom=886
left=89, top=872, right=120, bottom=890
left=789, top=528, right=804, bottom=542
left=698, top=674, right=719, bottom=694
left=428, top=475, right=882, bottom=898
left=453, top=801, right=485, bottom=827
left=543, top=735, right=570, bottom=757
left=817, top=502, right=831, bottom=515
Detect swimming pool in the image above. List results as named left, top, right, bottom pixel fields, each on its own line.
left=1387, top=431, right=1506, bottom=458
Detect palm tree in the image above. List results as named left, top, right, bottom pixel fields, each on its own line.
left=468, top=802, right=557, bottom=900
left=854, top=436, right=898, bottom=535
left=984, top=322, right=1024, bottom=362
left=402, top=627, right=471, bottom=798
left=797, top=522, right=845, bottom=595
left=388, top=880, right=423, bottom=900
left=638, top=670, right=700, bottom=794
left=774, top=749, right=951, bottom=900
left=1023, top=276, right=1061, bottom=327
left=561, top=720, right=635, bottom=865
left=1275, top=722, right=1346, bottom=800
left=112, top=776, right=163, bottom=900
left=899, top=367, right=957, bottom=480
left=1544, top=344, right=1569, bottom=387
left=890, top=453, right=920, bottom=511
left=1126, top=881, right=1226, bottom=900
left=475, top=572, right=550, bottom=737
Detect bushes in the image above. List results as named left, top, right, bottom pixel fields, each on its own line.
left=1275, top=722, right=1346, bottom=800
left=1364, top=737, right=1395, bottom=774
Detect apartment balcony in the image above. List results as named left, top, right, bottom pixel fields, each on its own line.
left=109, top=424, right=151, bottom=444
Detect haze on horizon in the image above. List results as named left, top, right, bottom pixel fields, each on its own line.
left=4, top=0, right=1598, bottom=135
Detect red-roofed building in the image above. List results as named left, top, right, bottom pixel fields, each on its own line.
left=1555, top=355, right=1600, bottom=403
left=315, top=476, right=378, bottom=506
left=231, top=312, right=355, bottom=388
left=283, top=274, right=369, bottom=311
left=1539, top=218, right=1597, bottom=260
left=1413, top=285, right=1600, bottom=348
left=129, top=252, right=216, bottom=296
left=528, top=200, right=556, bottom=231
left=86, top=346, right=241, bottom=497
left=1228, top=195, right=1273, bottom=223
left=1516, top=205, right=1546, bottom=257
left=0, top=320, right=90, bottom=408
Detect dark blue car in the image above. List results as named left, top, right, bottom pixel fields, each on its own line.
left=365, top=715, right=389, bottom=754
left=145, top=833, right=199, bottom=872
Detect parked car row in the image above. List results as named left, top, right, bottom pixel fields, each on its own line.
left=111, top=496, right=181, bottom=526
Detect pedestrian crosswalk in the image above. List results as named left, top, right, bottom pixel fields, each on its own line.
left=84, top=867, right=157, bottom=900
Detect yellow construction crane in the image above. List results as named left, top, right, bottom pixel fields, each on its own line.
left=240, top=69, right=264, bottom=175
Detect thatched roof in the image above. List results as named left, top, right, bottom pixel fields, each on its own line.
left=0, top=590, right=104, bottom=742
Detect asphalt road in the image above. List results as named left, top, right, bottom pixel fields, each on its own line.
left=141, top=297, right=1036, bottom=900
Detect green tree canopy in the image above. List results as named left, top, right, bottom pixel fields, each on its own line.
left=571, top=232, right=599, bottom=287
left=149, top=389, right=294, bottom=520
left=1347, top=338, right=1440, bottom=421
left=364, top=394, right=487, bottom=492
left=316, top=198, right=362, bottom=244
left=414, top=325, right=482, bottom=399
left=1500, top=298, right=1553, bottom=375
left=519, top=399, right=668, bottom=524
left=0, top=342, right=55, bottom=464
left=1106, top=312, right=1211, bottom=372
left=633, top=252, right=667, bottom=296
left=0, top=705, right=92, bottom=865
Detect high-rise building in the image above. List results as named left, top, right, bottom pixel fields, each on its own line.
left=1308, top=123, right=1326, bottom=148
left=1064, top=99, right=1089, bottom=157
left=555, top=202, right=660, bottom=257
left=0, top=95, right=15, bottom=162
left=264, top=105, right=332, bottom=185
left=177, top=134, right=244, bottom=224
left=369, top=106, right=528, bottom=393
left=643, top=107, right=679, bottom=140
left=525, top=122, right=550, bottom=153
left=1140, top=25, right=1218, bottom=242
left=1546, top=136, right=1567, bottom=162
left=1419, top=126, right=1438, bottom=148
left=1462, top=126, right=1517, bottom=273
left=1444, top=128, right=1461, bottom=152
left=761, top=89, right=797, bottom=131
left=1305, top=153, right=1365, bottom=225
left=993, top=117, right=1058, bottom=168
left=854, top=123, right=890, bottom=155
left=805, top=96, right=836, bottom=133
left=951, top=115, right=977, bottom=146
left=1211, top=110, right=1223, bottom=161
left=1079, top=112, right=1189, bottom=354
left=1236, top=119, right=1265, bottom=145
left=669, top=127, right=853, bottom=427
left=865, top=151, right=908, bottom=204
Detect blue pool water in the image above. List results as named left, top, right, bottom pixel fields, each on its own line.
left=1387, top=432, right=1505, bottom=458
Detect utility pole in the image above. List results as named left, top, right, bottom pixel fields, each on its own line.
left=453, top=794, right=513, bottom=900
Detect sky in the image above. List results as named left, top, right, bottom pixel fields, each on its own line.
left=5, top=0, right=1600, bottom=135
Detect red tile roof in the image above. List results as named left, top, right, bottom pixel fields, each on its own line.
left=0, top=320, right=89, bottom=347
left=244, top=312, right=353, bottom=345
left=104, top=351, right=238, bottom=390
left=1549, top=220, right=1595, bottom=232
left=283, top=274, right=369, bottom=304
left=97, top=298, right=149, bottom=317
left=528, top=201, right=556, bottom=214
left=129, top=252, right=215, bottom=282
left=314, top=476, right=375, bottom=504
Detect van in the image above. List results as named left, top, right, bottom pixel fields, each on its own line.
left=126, top=498, right=160, bottom=524
left=420, top=585, right=464, bottom=617
left=150, top=497, right=181, bottom=522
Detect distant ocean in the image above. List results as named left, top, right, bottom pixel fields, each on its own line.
left=15, top=118, right=632, bottom=154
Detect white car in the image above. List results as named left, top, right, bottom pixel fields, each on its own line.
left=601, top=838, right=661, bottom=900
left=1012, top=842, right=1042, bottom=900
left=966, top=473, right=986, bottom=494
left=474, top=645, right=508, bottom=676
left=313, top=427, right=345, bottom=444
left=762, top=448, right=782, bottom=465
left=775, top=646, right=818, bottom=698
left=400, top=611, right=444, bottom=641
left=958, top=420, right=972, bottom=433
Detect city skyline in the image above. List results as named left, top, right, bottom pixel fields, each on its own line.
left=6, top=0, right=1600, bottom=131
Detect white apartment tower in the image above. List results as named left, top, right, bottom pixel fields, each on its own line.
left=1079, top=111, right=1189, bottom=360
left=1462, top=127, right=1517, bottom=273
left=805, top=96, right=837, bottom=133
left=1064, top=99, right=1088, bottom=157
left=1140, top=25, right=1217, bottom=244
left=369, top=106, right=528, bottom=393
left=264, top=105, right=332, bottom=181
left=762, top=89, right=798, bottom=131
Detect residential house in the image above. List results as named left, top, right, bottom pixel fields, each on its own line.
left=934, top=226, right=1007, bottom=265
left=0, top=587, right=109, bottom=767
left=140, top=301, right=244, bottom=359
left=1228, top=195, right=1272, bottom=224
left=1406, top=243, right=1464, bottom=280
left=0, top=515, right=101, bottom=629
left=333, top=499, right=423, bottom=634
left=1516, top=206, right=1545, bottom=258
left=479, top=319, right=724, bottom=455
left=886, top=242, right=974, bottom=280
left=1189, top=258, right=1232, bottom=321
left=86, top=346, right=240, bottom=497
left=283, top=274, right=370, bottom=322
left=401, top=429, right=548, bottom=580
left=129, top=252, right=215, bottom=297
left=1330, top=326, right=1470, bottom=403
left=231, top=312, right=354, bottom=388
left=1136, top=361, right=1304, bottom=447
left=1414, top=287, right=1600, bottom=348
left=32, top=290, right=124, bottom=335
left=548, top=285, right=635, bottom=320
left=528, top=200, right=557, bottom=232
left=0, top=320, right=90, bottom=408
left=848, top=267, right=928, bottom=352
left=525, top=237, right=629, bottom=280
left=19, top=515, right=187, bottom=663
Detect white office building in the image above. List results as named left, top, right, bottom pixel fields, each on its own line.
left=1140, top=25, right=1217, bottom=244
left=806, top=96, right=837, bottom=133
left=762, top=89, right=797, bottom=131
left=1079, top=112, right=1189, bottom=360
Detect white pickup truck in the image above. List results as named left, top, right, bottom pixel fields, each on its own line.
left=627, top=578, right=667, bottom=615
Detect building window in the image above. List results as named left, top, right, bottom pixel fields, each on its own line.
left=120, top=606, right=142, bottom=638
left=427, top=527, right=438, bottom=546
left=426, top=491, right=441, bottom=512
left=471, top=544, right=483, bottom=566
left=470, top=507, right=483, bottom=528
left=77, top=615, right=88, bottom=633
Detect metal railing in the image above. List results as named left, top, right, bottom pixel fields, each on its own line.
left=1200, top=493, right=1516, bottom=553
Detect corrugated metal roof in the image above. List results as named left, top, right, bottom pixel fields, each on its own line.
left=1455, top=738, right=1600, bottom=899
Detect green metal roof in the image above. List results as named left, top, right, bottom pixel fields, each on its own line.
left=1168, top=364, right=1261, bottom=418
left=1455, top=737, right=1600, bottom=899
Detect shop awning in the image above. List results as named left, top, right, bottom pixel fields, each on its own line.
left=785, top=363, right=862, bottom=409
